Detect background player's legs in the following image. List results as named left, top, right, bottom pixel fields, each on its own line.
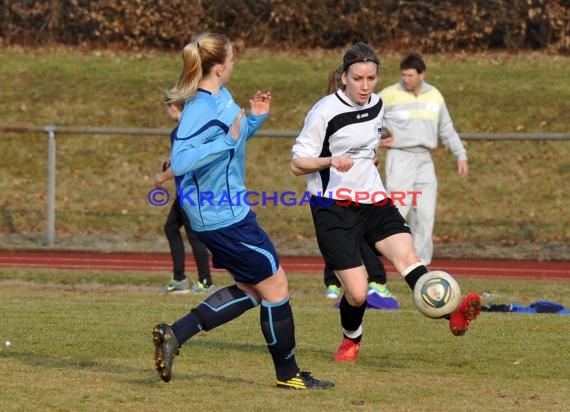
left=361, top=239, right=386, bottom=284
left=323, top=265, right=342, bottom=299
left=361, top=239, right=398, bottom=304
left=410, top=156, right=437, bottom=266
left=385, top=149, right=416, bottom=222
left=165, top=201, right=186, bottom=281
left=180, top=207, right=214, bottom=291
left=159, top=201, right=190, bottom=294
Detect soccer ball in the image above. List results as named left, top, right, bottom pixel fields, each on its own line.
left=413, top=271, right=461, bottom=319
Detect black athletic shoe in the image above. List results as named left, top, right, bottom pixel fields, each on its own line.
left=152, top=323, right=180, bottom=382
left=276, top=371, right=335, bottom=390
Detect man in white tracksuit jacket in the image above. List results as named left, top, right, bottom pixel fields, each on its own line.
left=379, top=53, right=469, bottom=265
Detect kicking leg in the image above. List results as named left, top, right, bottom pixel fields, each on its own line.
left=376, top=234, right=480, bottom=336
left=153, top=285, right=258, bottom=382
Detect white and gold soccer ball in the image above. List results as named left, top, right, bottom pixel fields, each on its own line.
left=413, top=271, right=462, bottom=319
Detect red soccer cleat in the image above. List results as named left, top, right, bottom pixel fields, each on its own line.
left=333, top=338, right=360, bottom=362
left=449, top=292, right=482, bottom=336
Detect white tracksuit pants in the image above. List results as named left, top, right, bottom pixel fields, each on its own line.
left=385, top=149, right=437, bottom=266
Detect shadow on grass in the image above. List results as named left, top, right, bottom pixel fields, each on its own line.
left=132, top=371, right=259, bottom=387
left=1, top=350, right=139, bottom=374
left=179, top=331, right=416, bottom=369
left=1, top=342, right=267, bottom=387
left=2, top=349, right=263, bottom=388
left=6, top=337, right=401, bottom=387
left=188, top=337, right=346, bottom=363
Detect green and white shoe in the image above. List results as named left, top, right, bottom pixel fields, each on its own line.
left=190, top=280, right=215, bottom=294
left=368, top=282, right=396, bottom=299
left=159, top=278, right=190, bottom=295
left=325, top=285, right=342, bottom=299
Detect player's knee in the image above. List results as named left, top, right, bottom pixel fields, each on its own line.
left=345, top=291, right=367, bottom=307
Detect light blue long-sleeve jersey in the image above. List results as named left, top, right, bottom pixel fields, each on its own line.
left=171, top=87, right=267, bottom=231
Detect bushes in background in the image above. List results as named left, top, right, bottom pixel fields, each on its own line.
left=0, top=0, right=568, bottom=53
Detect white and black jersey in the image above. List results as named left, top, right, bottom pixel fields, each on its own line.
left=292, top=90, right=387, bottom=202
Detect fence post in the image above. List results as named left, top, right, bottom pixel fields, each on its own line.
left=45, top=125, right=57, bottom=246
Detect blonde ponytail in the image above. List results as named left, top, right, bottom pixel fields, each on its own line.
left=165, top=33, right=230, bottom=103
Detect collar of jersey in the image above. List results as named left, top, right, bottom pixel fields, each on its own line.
left=336, top=89, right=373, bottom=109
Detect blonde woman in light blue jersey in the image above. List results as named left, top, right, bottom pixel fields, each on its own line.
left=152, top=32, right=333, bottom=390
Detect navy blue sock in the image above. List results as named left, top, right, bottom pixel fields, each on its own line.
left=171, top=312, right=202, bottom=344
left=260, top=298, right=299, bottom=381
left=172, top=285, right=258, bottom=344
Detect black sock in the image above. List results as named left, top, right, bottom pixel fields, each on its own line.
left=339, top=295, right=366, bottom=343
left=404, top=265, right=429, bottom=290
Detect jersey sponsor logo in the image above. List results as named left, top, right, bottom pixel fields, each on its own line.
left=345, top=146, right=377, bottom=160
left=376, top=122, right=383, bottom=137
left=356, top=112, right=369, bottom=120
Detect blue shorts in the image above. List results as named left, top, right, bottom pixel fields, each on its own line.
left=196, top=211, right=280, bottom=284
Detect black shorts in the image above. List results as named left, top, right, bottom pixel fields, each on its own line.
left=310, top=196, right=411, bottom=271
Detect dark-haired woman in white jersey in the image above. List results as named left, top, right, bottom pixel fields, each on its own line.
left=291, top=42, right=481, bottom=362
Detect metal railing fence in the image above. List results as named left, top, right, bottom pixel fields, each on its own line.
left=1, top=125, right=569, bottom=246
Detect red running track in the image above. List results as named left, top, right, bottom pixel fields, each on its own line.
left=0, top=250, right=569, bottom=280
